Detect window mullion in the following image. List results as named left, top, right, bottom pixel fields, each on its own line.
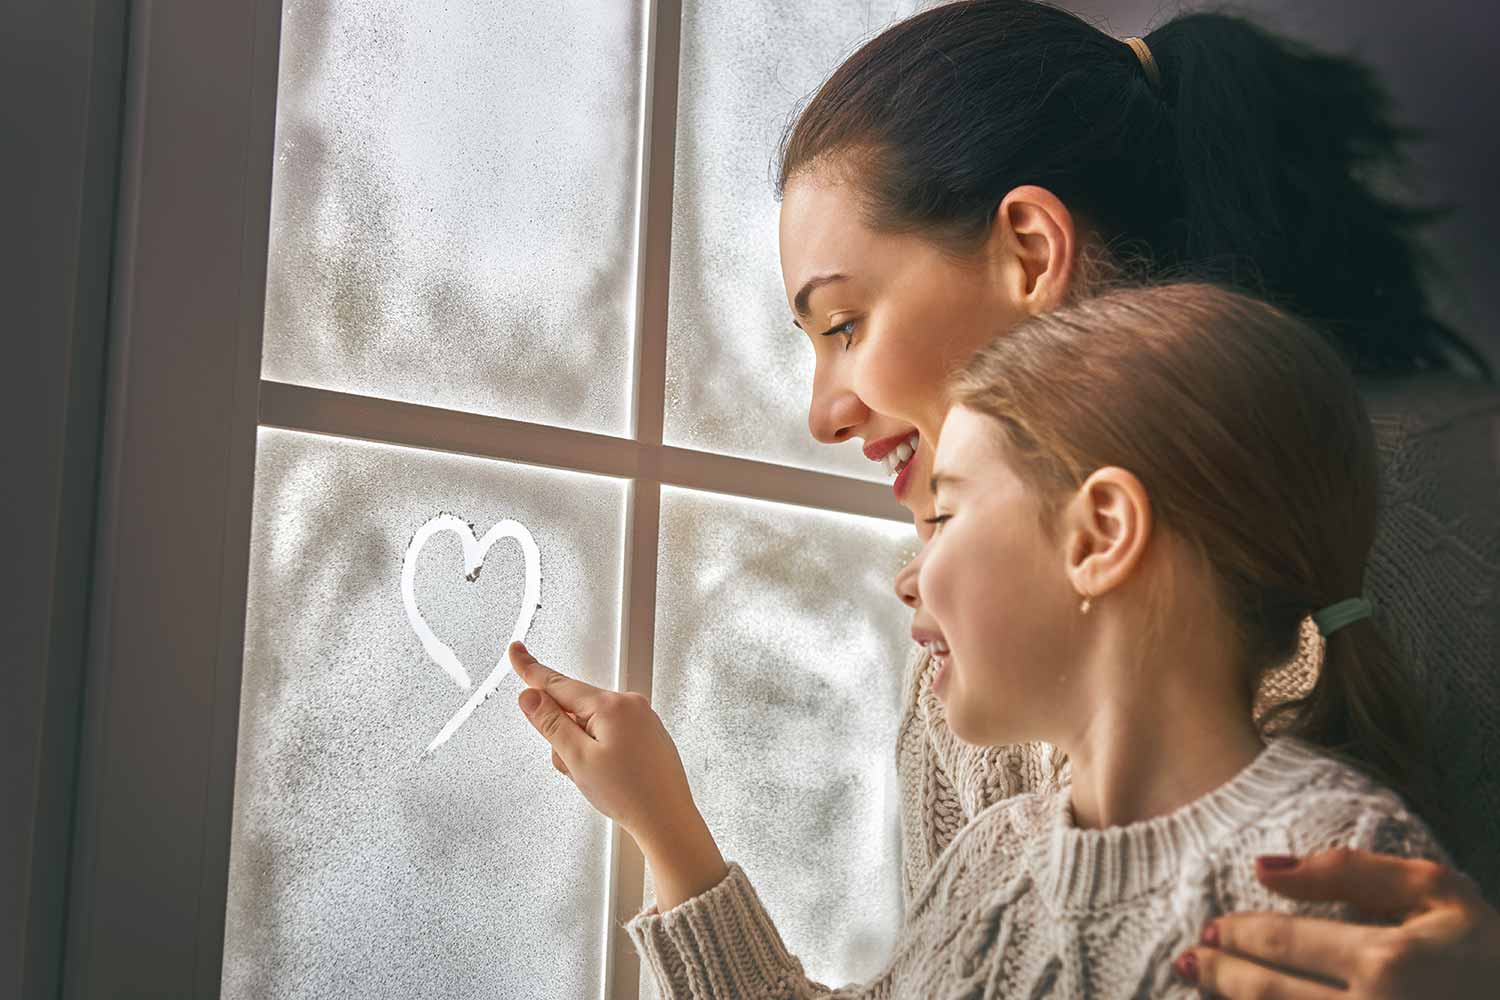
left=607, top=2, right=684, bottom=999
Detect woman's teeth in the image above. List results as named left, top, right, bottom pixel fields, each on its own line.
left=881, top=433, right=920, bottom=476
left=920, top=638, right=950, bottom=658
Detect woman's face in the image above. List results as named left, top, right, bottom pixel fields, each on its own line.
left=915, top=405, right=1080, bottom=745
left=779, top=174, right=1029, bottom=519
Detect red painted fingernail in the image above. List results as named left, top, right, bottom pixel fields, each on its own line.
left=1199, top=922, right=1220, bottom=947
left=1173, top=951, right=1199, bottom=984
left=1257, top=854, right=1299, bottom=871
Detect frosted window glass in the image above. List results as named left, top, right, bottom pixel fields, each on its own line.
left=222, top=429, right=626, bottom=1000
left=260, top=1, right=645, bottom=434
left=663, top=1, right=922, bottom=478
left=646, top=487, right=916, bottom=995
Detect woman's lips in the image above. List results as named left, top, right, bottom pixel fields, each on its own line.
left=862, top=430, right=915, bottom=463
left=893, top=455, right=915, bottom=500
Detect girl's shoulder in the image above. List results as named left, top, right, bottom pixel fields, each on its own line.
left=1216, top=739, right=1448, bottom=873
left=1174, top=741, right=1449, bottom=925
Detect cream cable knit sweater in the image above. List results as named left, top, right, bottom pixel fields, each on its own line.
left=628, top=739, right=1443, bottom=999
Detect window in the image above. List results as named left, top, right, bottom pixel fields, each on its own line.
left=214, top=3, right=921, bottom=999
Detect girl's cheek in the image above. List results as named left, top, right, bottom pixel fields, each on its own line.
left=917, top=546, right=956, bottom=627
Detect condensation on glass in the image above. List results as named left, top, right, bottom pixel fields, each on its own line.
left=644, top=486, right=917, bottom=996
left=222, top=429, right=626, bottom=1000
left=260, top=0, right=646, bottom=435
left=663, top=1, right=922, bottom=479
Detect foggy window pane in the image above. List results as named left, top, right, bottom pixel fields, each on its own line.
left=645, top=487, right=915, bottom=994
left=662, top=1, right=921, bottom=478
left=260, top=0, right=646, bottom=434
left=222, top=429, right=626, bottom=1000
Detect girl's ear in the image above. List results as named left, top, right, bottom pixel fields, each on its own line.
left=1062, top=467, right=1152, bottom=600
left=987, top=185, right=1076, bottom=315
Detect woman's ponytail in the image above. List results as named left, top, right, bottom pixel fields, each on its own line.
left=778, top=1, right=1489, bottom=377
left=1145, top=13, right=1485, bottom=375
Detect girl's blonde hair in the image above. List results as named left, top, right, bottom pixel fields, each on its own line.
left=951, top=283, right=1421, bottom=793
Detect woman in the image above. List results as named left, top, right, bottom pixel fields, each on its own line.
left=770, top=1, right=1499, bottom=993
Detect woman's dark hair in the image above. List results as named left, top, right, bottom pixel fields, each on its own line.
left=777, top=0, right=1488, bottom=377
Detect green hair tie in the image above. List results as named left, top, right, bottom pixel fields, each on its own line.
left=1312, top=597, right=1374, bottom=637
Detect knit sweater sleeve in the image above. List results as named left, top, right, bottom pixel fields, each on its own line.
left=627, top=863, right=878, bottom=1000
left=895, top=646, right=1067, bottom=902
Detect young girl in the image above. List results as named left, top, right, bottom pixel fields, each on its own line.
left=509, top=284, right=1451, bottom=997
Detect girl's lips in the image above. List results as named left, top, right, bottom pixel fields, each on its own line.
left=931, top=654, right=951, bottom=698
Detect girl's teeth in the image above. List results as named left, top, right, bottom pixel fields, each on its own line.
left=894, top=441, right=913, bottom=463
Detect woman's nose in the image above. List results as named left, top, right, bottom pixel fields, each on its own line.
left=808, top=378, right=869, bottom=445
left=893, top=548, right=923, bottom=609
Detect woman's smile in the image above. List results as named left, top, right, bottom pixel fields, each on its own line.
left=863, top=429, right=921, bottom=499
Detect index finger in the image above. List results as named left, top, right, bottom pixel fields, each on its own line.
left=1254, top=849, right=1466, bottom=919
left=507, top=641, right=608, bottom=715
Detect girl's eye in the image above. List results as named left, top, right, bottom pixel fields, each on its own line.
left=922, top=514, right=952, bottom=530
left=820, top=319, right=858, bottom=351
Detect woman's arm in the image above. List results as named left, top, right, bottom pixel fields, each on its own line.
left=1184, top=849, right=1500, bottom=998
left=896, top=646, right=1067, bottom=900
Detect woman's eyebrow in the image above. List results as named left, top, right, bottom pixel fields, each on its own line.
left=791, top=272, right=850, bottom=327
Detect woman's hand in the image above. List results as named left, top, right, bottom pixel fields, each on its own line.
left=508, top=641, right=728, bottom=910
left=1177, top=849, right=1500, bottom=998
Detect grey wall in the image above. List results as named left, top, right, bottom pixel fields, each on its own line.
left=1064, top=0, right=1500, bottom=368
left=2, top=4, right=128, bottom=999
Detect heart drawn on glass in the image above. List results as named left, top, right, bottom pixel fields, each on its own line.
left=401, top=513, right=541, bottom=753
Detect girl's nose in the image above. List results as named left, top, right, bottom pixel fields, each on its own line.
left=893, top=548, right=923, bottom=609
left=808, top=382, right=869, bottom=444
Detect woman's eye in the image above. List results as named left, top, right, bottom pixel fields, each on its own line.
left=922, top=513, right=952, bottom=530
left=821, top=320, right=858, bottom=351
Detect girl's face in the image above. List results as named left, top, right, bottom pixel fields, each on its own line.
left=778, top=175, right=1029, bottom=518
left=915, top=406, right=1081, bottom=745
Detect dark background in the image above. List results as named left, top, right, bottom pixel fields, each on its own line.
left=3, top=1, right=1496, bottom=997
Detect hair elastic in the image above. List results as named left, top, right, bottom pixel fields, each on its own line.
left=1122, top=36, right=1162, bottom=91
left=1312, top=597, right=1374, bottom=637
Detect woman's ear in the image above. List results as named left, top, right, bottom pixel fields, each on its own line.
left=1061, top=467, right=1152, bottom=601
left=987, top=185, right=1076, bottom=315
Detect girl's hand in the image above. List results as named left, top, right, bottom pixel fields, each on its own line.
left=507, top=641, right=728, bottom=910
left=1179, top=849, right=1500, bottom=998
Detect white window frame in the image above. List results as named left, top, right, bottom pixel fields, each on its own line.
left=65, top=2, right=907, bottom=998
